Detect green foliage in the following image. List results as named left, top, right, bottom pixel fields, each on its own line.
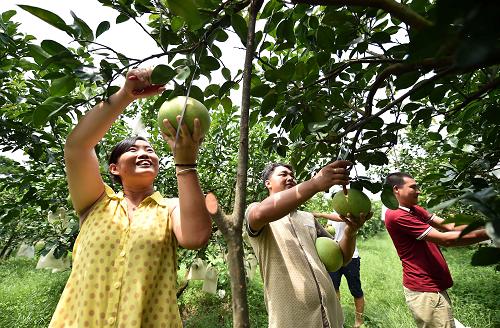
left=2, top=0, right=500, bottom=324
left=2, top=234, right=498, bottom=327
left=341, top=233, right=500, bottom=328
left=0, top=257, right=70, bottom=328
left=356, top=201, right=386, bottom=240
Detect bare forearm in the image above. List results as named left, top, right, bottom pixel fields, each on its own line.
left=65, top=89, right=134, bottom=150
left=176, top=171, right=211, bottom=248
left=442, top=229, right=489, bottom=247
left=338, top=227, right=357, bottom=265
left=313, top=212, right=342, bottom=222
left=250, top=180, right=319, bottom=228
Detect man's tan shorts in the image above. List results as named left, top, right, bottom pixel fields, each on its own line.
left=403, top=287, right=456, bottom=328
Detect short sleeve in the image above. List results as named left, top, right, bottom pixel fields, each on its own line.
left=245, top=203, right=262, bottom=237
left=389, top=212, right=432, bottom=240
left=412, top=205, right=434, bottom=223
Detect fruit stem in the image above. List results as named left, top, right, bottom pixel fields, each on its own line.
left=343, top=185, right=348, bottom=196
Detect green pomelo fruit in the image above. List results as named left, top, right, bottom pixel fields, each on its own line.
left=158, top=96, right=210, bottom=136
left=315, top=237, right=343, bottom=272
left=326, top=225, right=336, bottom=236
left=331, top=188, right=371, bottom=219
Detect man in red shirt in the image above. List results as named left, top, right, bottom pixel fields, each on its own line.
left=384, top=172, right=489, bottom=328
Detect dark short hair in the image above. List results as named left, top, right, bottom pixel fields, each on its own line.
left=385, top=172, right=414, bottom=188
left=108, top=136, right=149, bottom=185
left=261, top=162, right=293, bottom=185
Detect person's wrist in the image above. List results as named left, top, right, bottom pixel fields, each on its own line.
left=310, top=176, right=326, bottom=194
left=111, top=87, right=135, bottom=105
left=344, top=225, right=358, bottom=237
left=176, top=167, right=197, bottom=176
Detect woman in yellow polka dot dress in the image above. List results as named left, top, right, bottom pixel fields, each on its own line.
left=49, top=67, right=212, bottom=328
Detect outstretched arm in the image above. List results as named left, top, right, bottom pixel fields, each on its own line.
left=162, top=117, right=211, bottom=249
left=312, top=212, right=343, bottom=222
left=424, top=228, right=489, bottom=247
left=64, top=68, right=164, bottom=215
left=428, top=214, right=468, bottom=232
left=337, top=212, right=372, bottom=265
left=248, top=161, right=351, bottom=232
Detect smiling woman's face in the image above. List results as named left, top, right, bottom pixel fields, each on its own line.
left=109, top=139, right=159, bottom=184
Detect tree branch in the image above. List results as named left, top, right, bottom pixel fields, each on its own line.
left=301, top=57, right=402, bottom=91
left=365, top=57, right=453, bottom=115
left=339, top=68, right=453, bottom=138
left=233, top=0, right=263, bottom=226
left=445, top=76, right=500, bottom=116
left=291, top=0, right=432, bottom=30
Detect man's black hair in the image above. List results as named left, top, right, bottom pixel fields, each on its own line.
left=261, top=162, right=293, bottom=186
left=385, top=172, right=414, bottom=188
left=108, top=136, right=149, bottom=185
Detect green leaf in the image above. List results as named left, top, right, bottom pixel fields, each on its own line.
left=316, top=25, right=335, bottom=51
left=167, top=0, right=202, bottom=29
left=261, top=91, right=278, bottom=115
left=276, top=145, right=287, bottom=157
left=371, top=31, right=391, bottom=44
left=429, top=197, right=461, bottom=212
left=32, top=104, right=54, bottom=127
left=428, top=132, right=442, bottom=141
left=364, top=116, right=384, bottom=130
left=381, top=184, right=399, bottom=209
left=27, top=44, right=50, bottom=65
left=276, top=18, right=295, bottom=43
left=116, top=13, right=130, bottom=23
left=471, top=247, right=500, bottom=266
left=442, top=214, right=477, bottom=225
left=175, top=66, right=191, bottom=82
left=308, top=121, right=329, bottom=132
left=2, top=10, right=17, bottom=22
left=221, top=68, right=231, bottom=81
left=409, top=81, right=435, bottom=101
left=219, top=81, right=237, bottom=97
left=215, top=30, right=229, bottom=42
left=151, top=65, right=176, bottom=84
left=394, top=72, right=420, bottom=90
left=276, top=61, right=295, bottom=81
left=70, top=11, right=94, bottom=41
left=18, top=5, right=75, bottom=37
left=199, top=56, right=220, bottom=71
left=429, top=85, right=448, bottom=103
left=369, top=151, right=388, bottom=165
left=41, top=39, right=71, bottom=56
left=231, top=14, right=248, bottom=46
left=459, top=219, right=486, bottom=238
left=251, top=84, right=271, bottom=98
left=49, top=76, right=76, bottom=97
left=96, top=21, right=110, bottom=38
left=260, top=0, right=280, bottom=19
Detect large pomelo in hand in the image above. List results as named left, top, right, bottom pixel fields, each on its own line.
left=158, top=96, right=210, bottom=136
left=315, top=237, right=343, bottom=272
left=331, top=188, right=371, bottom=219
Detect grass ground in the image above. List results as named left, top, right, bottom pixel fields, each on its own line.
left=0, top=232, right=498, bottom=327
left=337, top=232, right=499, bottom=328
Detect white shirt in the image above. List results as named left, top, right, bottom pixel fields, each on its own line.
left=327, top=220, right=360, bottom=259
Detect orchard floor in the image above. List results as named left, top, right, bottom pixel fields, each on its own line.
left=0, top=232, right=498, bottom=328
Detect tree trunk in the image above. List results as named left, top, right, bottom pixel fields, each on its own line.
left=0, top=226, right=18, bottom=259
left=207, top=1, right=264, bottom=327
left=227, top=232, right=249, bottom=326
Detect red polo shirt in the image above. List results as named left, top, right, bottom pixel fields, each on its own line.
left=385, top=205, right=453, bottom=292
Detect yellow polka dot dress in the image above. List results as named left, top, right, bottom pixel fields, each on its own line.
left=49, top=185, right=182, bottom=328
